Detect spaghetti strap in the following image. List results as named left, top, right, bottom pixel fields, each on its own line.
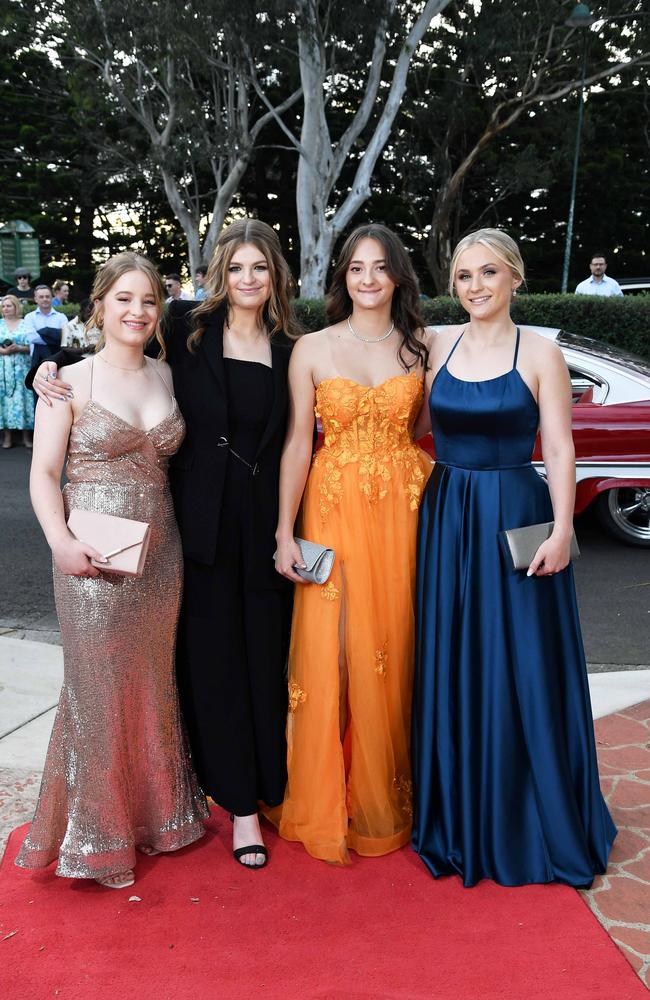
left=445, top=329, right=465, bottom=365
left=149, top=358, right=175, bottom=400
left=512, top=327, right=521, bottom=371
left=89, top=358, right=94, bottom=401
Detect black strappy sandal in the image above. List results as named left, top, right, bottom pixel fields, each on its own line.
left=232, top=844, right=268, bottom=869
left=229, top=813, right=268, bottom=869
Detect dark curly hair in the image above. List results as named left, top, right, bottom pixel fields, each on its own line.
left=326, top=224, right=428, bottom=372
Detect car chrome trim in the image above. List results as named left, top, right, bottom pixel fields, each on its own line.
left=534, top=460, right=650, bottom=481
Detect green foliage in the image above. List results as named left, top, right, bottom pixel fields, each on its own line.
left=293, top=295, right=650, bottom=361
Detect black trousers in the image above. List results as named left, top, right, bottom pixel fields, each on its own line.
left=176, top=467, right=290, bottom=815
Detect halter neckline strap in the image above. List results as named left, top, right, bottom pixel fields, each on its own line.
left=445, top=327, right=521, bottom=371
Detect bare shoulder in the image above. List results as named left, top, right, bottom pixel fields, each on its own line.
left=149, top=357, right=173, bottom=390
left=520, top=327, right=566, bottom=370
left=291, top=327, right=331, bottom=362
left=60, top=356, right=93, bottom=389
left=425, top=323, right=464, bottom=361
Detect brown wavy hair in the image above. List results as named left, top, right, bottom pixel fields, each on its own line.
left=326, top=224, right=428, bottom=372
left=89, top=252, right=166, bottom=357
left=188, top=219, right=301, bottom=350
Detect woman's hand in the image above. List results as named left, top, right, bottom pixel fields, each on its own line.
left=52, top=537, right=108, bottom=578
left=274, top=535, right=308, bottom=584
left=0, top=346, right=10, bottom=356
left=33, top=362, right=73, bottom=407
left=527, top=531, right=572, bottom=577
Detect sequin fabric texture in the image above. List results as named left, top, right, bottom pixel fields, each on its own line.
left=15, top=395, right=208, bottom=880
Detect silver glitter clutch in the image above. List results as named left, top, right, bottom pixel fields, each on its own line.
left=499, top=521, right=580, bottom=572
left=274, top=537, right=335, bottom=585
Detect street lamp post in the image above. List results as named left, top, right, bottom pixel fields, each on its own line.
left=561, top=3, right=596, bottom=294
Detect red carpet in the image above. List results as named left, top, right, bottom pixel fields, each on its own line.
left=1, top=811, right=645, bottom=1000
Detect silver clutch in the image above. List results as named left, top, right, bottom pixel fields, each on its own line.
left=274, top=537, right=335, bottom=584
left=499, top=521, right=580, bottom=572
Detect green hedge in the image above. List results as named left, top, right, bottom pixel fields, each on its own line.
left=294, top=294, right=650, bottom=361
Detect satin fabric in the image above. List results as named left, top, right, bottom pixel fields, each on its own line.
left=412, top=331, right=616, bottom=888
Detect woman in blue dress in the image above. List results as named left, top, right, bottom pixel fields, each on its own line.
left=412, top=229, right=615, bottom=888
left=0, top=294, right=34, bottom=448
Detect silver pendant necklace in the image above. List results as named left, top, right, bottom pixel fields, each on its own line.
left=347, top=316, right=395, bottom=344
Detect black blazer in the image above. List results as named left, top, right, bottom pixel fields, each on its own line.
left=165, top=300, right=292, bottom=589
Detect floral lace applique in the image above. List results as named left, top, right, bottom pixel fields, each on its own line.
left=313, top=374, right=428, bottom=521
left=320, top=580, right=340, bottom=601
left=374, top=643, right=388, bottom=679
left=288, top=681, right=307, bottom=713
left=393, top=775, right=413, bottom=818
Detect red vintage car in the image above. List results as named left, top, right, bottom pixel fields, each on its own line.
left=424, top=327, right=650, bottom=547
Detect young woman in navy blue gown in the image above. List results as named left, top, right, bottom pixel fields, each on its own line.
left=412, top=229, right=615, bottom=888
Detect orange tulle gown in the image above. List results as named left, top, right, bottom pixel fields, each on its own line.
left=272, top=372, right=432, bottom=863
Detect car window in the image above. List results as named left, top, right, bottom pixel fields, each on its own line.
left=568, top=367, right=607, bottom=405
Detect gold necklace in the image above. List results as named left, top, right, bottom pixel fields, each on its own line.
left=97, top=351, right=146, bottom=373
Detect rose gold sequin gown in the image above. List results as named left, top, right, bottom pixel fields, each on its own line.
left=16, top=370, right=208, bottom=880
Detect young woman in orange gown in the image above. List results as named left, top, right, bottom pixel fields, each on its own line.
left=273, top=225, right=432, bottom=863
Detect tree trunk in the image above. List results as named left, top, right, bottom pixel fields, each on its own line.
left=295, top=0, right=451, bottom=296
left=299, top=227, right=335, bottom=299
left=425, top=193, right=454, bottom=296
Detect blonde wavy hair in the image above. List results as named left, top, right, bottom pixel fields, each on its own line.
left=188, top=219, right=300, bottom=350
left=2, top=294, right=22, bottom=318
left=88, top=252, right=166, bottom=356
left=449, top=229, right=525, bottom=297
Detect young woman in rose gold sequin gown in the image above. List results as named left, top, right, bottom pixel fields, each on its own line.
left=273, top=225, right=432, bottom=863
left=16, top=254, right=208, bottom=889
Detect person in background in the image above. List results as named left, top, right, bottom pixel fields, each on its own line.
left=63, top=299, right=101, bottom=350
left=0, top=294, right=34, bottom=448
left=16, top=252, right=207, bottom=889
left=575, top=254, right=624, bottom=297
left=194, top=266, right=208, bottom=300
left=51, top=280, right=71, bottom=306
left=165, top=274, right=191, bottom=303
left=6, top=268, right=34, bottom=306
left=23, top=285, right=69, bottom=367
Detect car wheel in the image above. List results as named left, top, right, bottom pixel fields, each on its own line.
left=595, top=487, right=650, bottom=547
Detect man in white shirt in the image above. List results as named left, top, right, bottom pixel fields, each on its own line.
left=23, top=286, right=69, bottom=359
left=575, top=254, right=624, bottom=297
left=165, top=273, right=192, bottom=303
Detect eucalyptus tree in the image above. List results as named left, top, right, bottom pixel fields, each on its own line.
left=55, top=0, right=300, bottom=274
left=252, top=0, right=452, bottom=296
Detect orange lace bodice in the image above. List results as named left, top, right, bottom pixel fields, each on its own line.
left=311, top=372, right=430, bottom=520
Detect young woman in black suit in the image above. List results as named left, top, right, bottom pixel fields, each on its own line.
left=31, top=219, right=300, bottom=868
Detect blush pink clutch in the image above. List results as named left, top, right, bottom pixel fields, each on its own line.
left=67, top=508, right=151, bottom=576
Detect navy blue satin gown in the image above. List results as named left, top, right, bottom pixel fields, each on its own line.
left=412, top=329, right=616, bottom=888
